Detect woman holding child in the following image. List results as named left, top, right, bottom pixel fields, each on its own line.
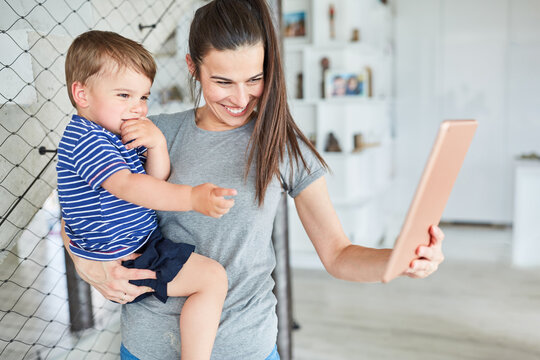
left=61, top=0, right=445, bottom=359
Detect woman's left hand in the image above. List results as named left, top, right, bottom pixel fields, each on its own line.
left=404, top=225, right=445, bottom=278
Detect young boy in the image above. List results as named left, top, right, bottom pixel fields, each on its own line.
left=57, top=30, right=233, bottom=360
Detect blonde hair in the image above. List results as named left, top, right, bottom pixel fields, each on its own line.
left=65, top=30, right=156, bottom=107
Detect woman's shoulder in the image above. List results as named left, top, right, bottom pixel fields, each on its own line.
left=149, top=109, right=195, bottom=125
left=148, top=109, right=195, bottom=136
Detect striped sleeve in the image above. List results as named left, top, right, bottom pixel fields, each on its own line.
left=136, top=145, right=148, bottom=165
left=72, top=131, right=130, bottom=190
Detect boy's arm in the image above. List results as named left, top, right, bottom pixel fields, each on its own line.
left=120, top=117, right=170, bottom=180
left=101, top=170, right=237, bottom=217
left=115, top=117, right=237, bottom=216
left=141, top=142, right=170, bottom=180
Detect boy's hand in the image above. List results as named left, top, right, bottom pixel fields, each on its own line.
left=191, top=183, right=237, bottom=218
left=121, top=117, right=166, bottom=150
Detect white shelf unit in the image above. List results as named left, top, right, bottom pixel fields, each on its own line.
left=283, top=0, right=393, bottom=268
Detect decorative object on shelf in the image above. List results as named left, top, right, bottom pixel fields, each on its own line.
left=350, top=28, right=360, bottom=42
left=324, top=132, right=342, bottom=152
left=352, top=133, right=381, bottom=153
left=517, top=152, right=540, bottom=161
left=283, top=10, right=306, bottom=38
left=296, top=72, right=303, bottom=99
left=352, top=133, right=364, bottom=152
left=325, top=68, right=370, bottom=98
left=329, top=4, right=335, bottom=39
left=159, top=85, right=183, bottom=104
left=308, top=133, right=317, bottom=147
left=320, top=57, right=330, bottom=98
left=364, top=66, right=373, bottom=97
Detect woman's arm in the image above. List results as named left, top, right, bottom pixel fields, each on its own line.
left=293, top=176, right=444, bottom=282
left=61, top=219, right=156, bottom=303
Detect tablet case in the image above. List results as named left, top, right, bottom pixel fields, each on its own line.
left=382, top=119, right=478, bottom=283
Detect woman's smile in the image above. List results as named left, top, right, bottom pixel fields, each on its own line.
left=222, top=104, right=248, bottom=116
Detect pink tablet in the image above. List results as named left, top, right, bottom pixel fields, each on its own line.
left=382, top=120, right=478, bottom=283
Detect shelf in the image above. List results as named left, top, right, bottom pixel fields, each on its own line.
left=322, top=147, right=382, bottom=158
left=284, top=41, right=380, bottom=54
left=289, top=97, right=388, bottom=107
left=284, top=0, right=393, bottom=257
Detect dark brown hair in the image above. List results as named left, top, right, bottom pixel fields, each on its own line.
left=65, top=30, right=157, bottom=107
left=189, top=0, right=328, bottom=205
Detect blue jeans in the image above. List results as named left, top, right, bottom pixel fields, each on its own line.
left=120, top=343, right=280, bottom=360
left=265, top=344, right=280, bottom=360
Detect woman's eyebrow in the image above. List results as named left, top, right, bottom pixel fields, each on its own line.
left=210, top=76, right=233, bottom=81
left=210, top=72, right=264, bottom=82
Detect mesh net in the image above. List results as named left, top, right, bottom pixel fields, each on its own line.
left=0, top=0, right=208, bottom=358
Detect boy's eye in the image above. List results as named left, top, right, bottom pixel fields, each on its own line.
left=249, top=77, right=262, bottom=83
left=141, top=96, right=149, bottom=101
left=118, top=93, right=129, bottom=98
left=217, top=81, right=231, bottom=85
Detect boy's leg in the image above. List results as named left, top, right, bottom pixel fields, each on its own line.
left=168, top=253, right=227, bottom=360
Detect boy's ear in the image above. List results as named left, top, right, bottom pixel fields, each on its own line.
left=71, top=81, right=90, bottom=108
left=185, top=54, right=197, bottom=78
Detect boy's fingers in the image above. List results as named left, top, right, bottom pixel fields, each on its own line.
left=120, top=120, right=139, bottom=132
left=216, top=198, right=235, bottom=210
left=125, top=139, right=142, bottom=149
left=212, top=187, right=237, bottom=197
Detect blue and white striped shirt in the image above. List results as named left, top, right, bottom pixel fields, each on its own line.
left=57, top=115, right=157, bottom=260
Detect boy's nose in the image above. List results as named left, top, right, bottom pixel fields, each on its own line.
left=130, top=101, right=146, bottom=115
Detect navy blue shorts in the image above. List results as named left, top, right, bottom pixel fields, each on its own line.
left=122, top=227, right=195, bottom=303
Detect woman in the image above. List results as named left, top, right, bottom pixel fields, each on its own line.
left=62, top=0, right=444, bottom=359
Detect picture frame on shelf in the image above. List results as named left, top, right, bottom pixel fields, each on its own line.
left=325, top=68, right=370, bottom=98
left=282, top=0, right=311, bottom=44
left=283, top=11, right=306, bottom=38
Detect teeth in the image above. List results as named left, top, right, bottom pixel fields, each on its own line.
left=224, top=106, right=246, bottom=114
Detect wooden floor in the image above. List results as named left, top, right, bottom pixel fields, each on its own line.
left=291, top=225, right=540, bottom=360
left=4, top=203, right=540, bottom=359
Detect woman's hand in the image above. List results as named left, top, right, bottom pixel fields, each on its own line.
left=72, top=253, right=156, bottom=304
left=61, top=219, right=156, bottom=304
left=404, top=225, right=445, bottom=278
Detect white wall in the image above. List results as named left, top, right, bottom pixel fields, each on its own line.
left=393, top=0, right=540, bottom=225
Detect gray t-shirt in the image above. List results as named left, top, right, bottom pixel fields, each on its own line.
left=121, top=109, right=325, bottom=359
